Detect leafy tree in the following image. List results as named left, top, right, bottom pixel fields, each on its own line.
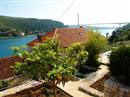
left=109, top=23, right=130, bottom=43
left=84, top=30, right=107, bottom=68
left=106, top=32, right=109, bottom=38
left=109, top=31, right=118, bottom=44
left=12, top=38, right=88, bottom=97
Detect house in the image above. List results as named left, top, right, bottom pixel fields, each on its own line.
left=27, top=27, right=88, bottom=48
left=0, top=56, right=21, bottom=80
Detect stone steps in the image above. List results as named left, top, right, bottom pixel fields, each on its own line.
left=79, top=65, right=109, bottom=97
left=57, top=80, right=93, bottom=97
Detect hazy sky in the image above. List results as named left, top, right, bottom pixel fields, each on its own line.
left=0, top=0, right=130, bottom=25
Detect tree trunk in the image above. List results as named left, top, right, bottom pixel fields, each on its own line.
left=53, top=79, right=56, bottom=97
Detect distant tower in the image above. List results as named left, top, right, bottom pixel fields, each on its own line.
left=77, top=13, right=80, bottom=27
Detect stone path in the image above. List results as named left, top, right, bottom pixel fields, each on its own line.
left=0, top=51, right=111, bottom=97
left=79, top=65, right=109, bottom=97
left=58, top=80, right=93, bottom=97
left=99, top=51, right=111, bottom=64
left=58, top=65, right=109, bottom=97
left=58, top=51, right=111, bottom=97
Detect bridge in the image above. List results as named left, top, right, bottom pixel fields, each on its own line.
left=85, top=26, right=117, bottom=29
left=85, top=22, right=130, bottom=25
left=84, top=22, right=130, bottom=29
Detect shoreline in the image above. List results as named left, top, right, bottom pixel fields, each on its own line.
left=0, top=34, right=37, bottom=58
left=0, top=34, right=36, bottom=40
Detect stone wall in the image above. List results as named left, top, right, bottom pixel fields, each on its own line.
left=104, top=77, right=130, bottom=97
left=3, top=82, right=44, bottom=97
left=0, top=80, right=72, bottom=97
left=0, top=56, right=21, bottom=80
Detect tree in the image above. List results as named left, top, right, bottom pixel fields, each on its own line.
left=109, top=45, right=130, bottom=86
left=12, top=38, right=88, bottom=97
left=84, top=30, right=107, bottom=68
left=108, top=23, right=130, bottom=43
left=109, top=31, right=117, bottom=44
left=0, top=15, right=66, bottom=37
left=106, top=32, right=109, bottom=38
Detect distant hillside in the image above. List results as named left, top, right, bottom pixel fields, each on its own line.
left=109, top=23, right=130, bottom=43
left=0, top=16, right=66, bottom=37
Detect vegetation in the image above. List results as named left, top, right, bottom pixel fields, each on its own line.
left=0, top=15, right=66, bottom=37
left=109, top=23, right=130, bottom=44
left=109, top=45, right=130, bottom=86
left=84, top=30, right=107, bottom=68
left=0, top=80, right=9, bottom=91
left=12, top=38, right=88, bottom=97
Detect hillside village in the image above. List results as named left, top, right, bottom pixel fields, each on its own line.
left=0, top=22, right=130, bottom=97
left=1, top=0, right=130, bottom=95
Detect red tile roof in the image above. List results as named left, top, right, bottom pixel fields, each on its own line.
left=28, top=28, right=88, bottom=47
left=27, top=31, right=54, bottom=46
left=55, top=28, right=88, bottom=47
left=0, top=56, right=21, bottom=80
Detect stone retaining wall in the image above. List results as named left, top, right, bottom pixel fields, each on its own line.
left=4, top=84, right=43, bottom=97
left=104, top=77, right=130, bottom=97
left=79, top=65, right=109, bottom=97
left=0, top=80, right=44, bottom=97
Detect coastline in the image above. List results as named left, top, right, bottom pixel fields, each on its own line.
left=0, top=34, right=36, bottom=40
left=0, top=35, right=37, bottom=58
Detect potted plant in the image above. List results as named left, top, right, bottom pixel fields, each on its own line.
left=104, top=45, right=130, bottom=97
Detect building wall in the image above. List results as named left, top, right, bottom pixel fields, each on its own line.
left=0, top=56, right=21, bottom=80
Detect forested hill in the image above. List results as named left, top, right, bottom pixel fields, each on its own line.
left=0, top=15, right=66, bottom=36
left=109, top=23, right=130, bottom=43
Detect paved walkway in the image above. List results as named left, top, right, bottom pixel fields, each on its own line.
left=99, top=51, right=111, bottom=64
left=0, top=51, right=111, bottom=97
left=79, top=65, right=109, bottom=97
left=58, top=65, right=109, bottom=97
left=58, top=80, right=93, bottom=97
left=58, top=51, right=111, bottom=97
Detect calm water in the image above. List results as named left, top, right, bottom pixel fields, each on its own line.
left=99, top=29, right=115, bottom=35
left=0, top=28, right=115, bottom=58
left=0, top=35, right=36, bottom=58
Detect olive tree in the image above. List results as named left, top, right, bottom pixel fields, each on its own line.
left=12, top=38, right=88, bottom=97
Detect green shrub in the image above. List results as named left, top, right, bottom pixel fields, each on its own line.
left=0, top=80, right=9, bottom=90
left=109, top=45, right=130, bottom=86
left=85, top=30, right=107, bottom=68
left=12, top=38, right=88, bottom=97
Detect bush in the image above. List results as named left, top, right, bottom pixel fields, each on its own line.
left=84, top=30, right=107, bottom=68
left=0, top=80, right=9, bottom=91
left=12, top=38, right=88, bottom=97
left=109, top=45, right=130, bottom=86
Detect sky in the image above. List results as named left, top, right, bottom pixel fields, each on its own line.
left=0, top=0, right=130, bottom=25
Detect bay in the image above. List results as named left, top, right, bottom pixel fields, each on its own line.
left=0, top=35, right=36, bottom=58
left=0, top=28, right=115, bottom=58
left=99, top=28, right=115, bottom=36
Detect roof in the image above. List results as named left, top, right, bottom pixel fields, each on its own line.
left=0, top=56, right=21, bottom=80
left=27, top=28, right=88, bottom=47
left=27, top=31, right=54, bottom=46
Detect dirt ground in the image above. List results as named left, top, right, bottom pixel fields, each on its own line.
left=90, top=73, right=110, bottom=92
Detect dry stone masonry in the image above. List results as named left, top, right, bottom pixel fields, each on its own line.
left=104, top=77, right=130, bottom=97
